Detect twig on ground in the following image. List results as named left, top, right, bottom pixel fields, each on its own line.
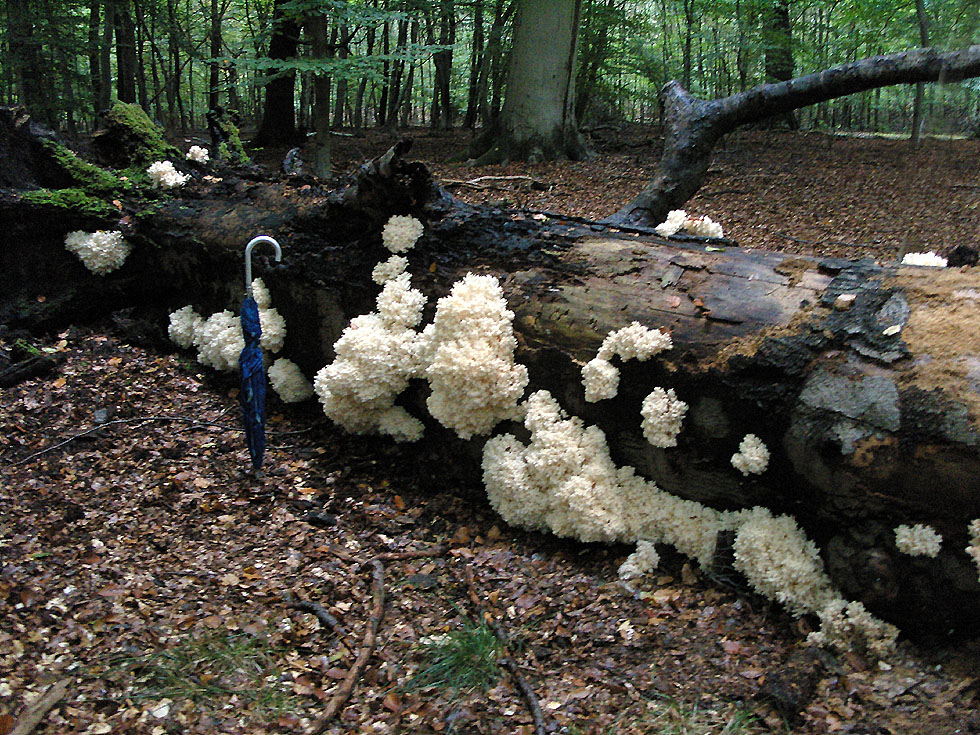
left=442, top=175, right=548, bottom=191
left=285, top=592, right=354, bottom=644
left=378, top=544, right=449, bottom=561
left=10, top=678, right=71, bottom=735
left=10, top=416, right=238, bottom=465
left=463, top=566, right=548, bottom=735
left=308, top=560, right=386, bottom=735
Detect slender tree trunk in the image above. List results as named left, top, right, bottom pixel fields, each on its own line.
left=384, top=20, right=408, bottom=130
left=134, top=0, right=149, bottom=111
left=333, top=23, right=349, bottom=128
left=377, top=19, right=390, bottom=126
left=910, top=0, right=930, bottom=148
left=208, top=0, right=222, bottom=112
left=114, top=0, right=138, bottom=104
left=431, top=0, right=454, bottom=130
left=681, top=0, right=693, bottom=90
left=609, top=46, right=980, bottom=228
left=463, top=0, right=484, bottom=128
left=309, top=12, right=332, bottom=177
left=352, top=24, right=374, bottom=129
left=88, top=0, right=103, bottom=122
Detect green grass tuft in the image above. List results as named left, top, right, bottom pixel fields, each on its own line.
left=403, top=619, right=504, bottom=696
left=108, top=631, right=300, bottom=720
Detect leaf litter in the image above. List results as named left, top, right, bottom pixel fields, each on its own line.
left=1, top=327, right=978, bottom=734
left=3, top=126, right=980, bottom=733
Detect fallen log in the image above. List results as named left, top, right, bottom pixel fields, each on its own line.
left=1, top=113, right=978, bottom=638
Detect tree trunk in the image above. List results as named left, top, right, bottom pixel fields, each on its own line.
left=309, top=12, right=332, bottom=178
left=114, top=0, right=138, bottom=104
left=7, top=0, right=51, bottom=126
left=253, top=0, right=300, bottom=147
left=2, top=126, right=979, bottom=638
left=462, top=0, right=484, bottom=129
left=470, top=0, right=588, bottom=164
left=609, top=45, right=980, bottom=228
left=910, top=0, right=930, bottom=149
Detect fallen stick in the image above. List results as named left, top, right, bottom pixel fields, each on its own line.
left=463, top=566, right=547, bottom=735
left=308, top=560, right=386, bottom=735
left=11, top=678, right=71, bottom=735
left=285, top=592, right=354, bottom=643
left=378, top=544, right=449, bottom=561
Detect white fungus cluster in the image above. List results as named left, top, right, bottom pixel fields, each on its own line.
left=582, top=322, right=672, bottom=402
left=481, top=388, right=895, bottom=655
left=654, top=209, right=724, bottom=239
left=64, top=230, right=132, bottom=275
left=372, top=255, right=409, bottom=284
left=168, top=305, right=204, bottom=349
left=731, top=434, right=770, bottom=475
left=167, top=278, right=286, bottom=372
left=422, top=274, right=528, bottom=439
left=382, top=215, right=424, bottom=253
left=185, top=145, right=210, bottom=163
left=894, top=523, right=942, bottom=557
left=901, top=251, right=947, bottom=267
left=640, top=387, right=688, bottom=448
left=618, top=541, right=660, bottom=580
left=731, top=507, right=836, bottom=617
left=313, top=273, right=428, bottom=442
left=147, top=160, right=190, bottom=189
left=967, top=520, right=980, bottom=582
left=809, top=599, right=899, bottom=658
left=268, top=358, right=314, bottom=403
left=194, top=310, right=244, bottom=371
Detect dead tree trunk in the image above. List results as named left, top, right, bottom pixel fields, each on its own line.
left=610, top=45, right=980, bottom=228
left=2, top=116, right=979, bottom=640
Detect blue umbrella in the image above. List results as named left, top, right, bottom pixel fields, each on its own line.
left=240, top=235, right=282, bottom=470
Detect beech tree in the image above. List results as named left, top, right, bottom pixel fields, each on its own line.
left=469, top=0, right=590, bottom=163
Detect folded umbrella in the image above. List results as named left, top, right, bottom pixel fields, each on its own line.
left=239, top=236, right=282, bottom=470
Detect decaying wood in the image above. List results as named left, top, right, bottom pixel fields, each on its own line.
left=609, top=45, right=980, bottom=227
left=2, top=119, right=980, bottom=638
left=442, top=175, right=549, bottom=191
left=308, top=560, right=385, bottom=734
left=10, top=678, right=71, bottom=735
left=285, top=592, right=354, bottom=646
left=463, top=566, right=548, bottom=735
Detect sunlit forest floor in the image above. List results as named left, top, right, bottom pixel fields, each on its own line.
left=2, top=126, right=980, bottom=734
left=259, top=124, right=980, bottom=263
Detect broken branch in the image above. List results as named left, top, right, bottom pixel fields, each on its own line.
left=11, top=678, right=71, bottom=735
left=308, top=560, right=386, bottom=734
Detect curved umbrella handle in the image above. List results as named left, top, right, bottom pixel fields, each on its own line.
left=244, top=236, right=283, bottom=298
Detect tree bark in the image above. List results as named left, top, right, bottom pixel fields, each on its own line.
left=253, top=0, right=300, bottom=147
left=2, top=120, right=979, bottom=637
left=609, top=45, right=980, bottom=229
left=469, top=0, right=588, bottom=164
left=910, top=0, right=930, bottom=149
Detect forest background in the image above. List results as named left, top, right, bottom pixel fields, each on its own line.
left=4, top=0, right=980, bottom=153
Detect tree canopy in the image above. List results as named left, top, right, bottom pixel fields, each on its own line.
left=2, top=0, right=979, bottom=144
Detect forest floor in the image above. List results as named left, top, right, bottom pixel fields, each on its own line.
left=2, top=126, right=980, bottom=735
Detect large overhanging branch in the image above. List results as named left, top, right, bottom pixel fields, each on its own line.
left=608, top=45, right=980, bottom=228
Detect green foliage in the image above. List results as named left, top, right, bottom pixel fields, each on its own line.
left=107, top=631, right=300, bottom=719
left=216, top=119, right=252, bottom=165
left=20, top=188, right=117, bottom=219
left=402, top=619, right=503, bottom=697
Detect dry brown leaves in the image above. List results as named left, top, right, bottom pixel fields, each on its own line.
left=0, top=328, right=977, bottom=734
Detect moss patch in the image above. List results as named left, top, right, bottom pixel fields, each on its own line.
left=20, top=188, right=118, bottom=220
left=95, top=101, right=179, bottom=168
left=39, top=139, right=130, bottom=197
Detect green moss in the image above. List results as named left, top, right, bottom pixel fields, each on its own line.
left=102, top=101, right=179, bottom=166
left=39, top=139, right=131, bottom=197
left=215, top=114, right=251, bottom=166
left=21, top=188, right=117, bottom=219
